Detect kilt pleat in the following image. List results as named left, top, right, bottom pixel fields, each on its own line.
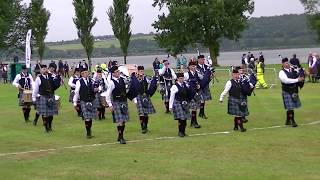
left=282, top=91, right=301, bottom=110
left=200, top=87, right=212, bottom=101
left=173, top=100, right=190, bottom=120
left=227, top=96, right=249, bottom=117
left=80, top=100, right=97, bottom=120
left=136, top=95, right=156, bottom=115
left=36, top=95, right=58, bottom=116
left=112, top=101, right=129, bottom=123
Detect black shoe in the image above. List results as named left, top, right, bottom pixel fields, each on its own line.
left=87, top=135, right=94, bottom=139
left=178, top=132, right=185, bottom=137
left=165, top=110, right=171, bottom=114
left=141, top=128, right=147, bottom=134
left=233, top=127, right=239, bottom=131
left=200, top=114, right=208, bottom=119
left=285, top=120, right=292, bottom=125
left=240, top=128, right=247, bottom=132
left=292, top=122, right=298, bottom=127
left=193, top=123, right=201, bottom=128
left=119, top=138, right=126, bottom=144
left=243, top=118, right=248, bottom=123
left=190, top=123, right=195, bottom=128
left=182, top=132, right=188, bottom=136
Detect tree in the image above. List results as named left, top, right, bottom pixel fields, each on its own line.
left=0, top=0, right=18, bottom=48
left=30, top=0, right=50, bottom=63
left=301, top=0, right=320, bottom=41
left=152, top=0, right=254, bottom=66
left=73, top=0, right=97, bottom=71
left=107, top=0, right=132, bottom=64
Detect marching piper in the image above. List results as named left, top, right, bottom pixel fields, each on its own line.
left=197, top=55, right=213, bottom=119
left=219, top=68, right=248, bottom=132
left=159, top=60, right=177, bottom=113
left=169, top=73, right=196, bottom=137
left=73, top=67, right=99, bottom=138
left=131, top=66, right=158, bottom=133
left=68, top=67, right=82, bottom=117
left=279, top=58, right=305, bottom=127
left=105, top=66, right=134, bottom=144
left=12, top=65, right=35, bottom=123
left=93, top=69, right=108, bottom=120
left=32, top=65, right=61, bottom=133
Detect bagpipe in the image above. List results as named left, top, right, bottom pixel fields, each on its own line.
left=240, top=73, right=257, bottom=96
left=291, top=65, right=305, bottom=89
left=130, top=73, right=158, bottom=99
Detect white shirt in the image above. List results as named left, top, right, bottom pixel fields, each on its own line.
left=219, top=80, right=232, bottom=102
left=279, top=69, right=299, bottom=84
left=159, top=66, right=177, bottom=80
left=32, top=74, right=49, bottom=101
left=183, top=71, right=196, bottom=81
left=73, top=77, right=91, bottom=106
left=105, top=77, right=121, bottom=107
left=68, top=75, right=80, bottom=89
left=309, top=56, right=317, bottom=68
left=169, top=82, right=185, bottom=109
left=12, top=72, right=34, bottom=89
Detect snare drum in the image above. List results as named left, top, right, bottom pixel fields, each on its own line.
left=55, top=95, right=61, bottom=110
left=100, top=96, right=107, bottom=107
left=23, top=90, right=33, bottom=103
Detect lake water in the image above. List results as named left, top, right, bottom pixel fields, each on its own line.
left=39, top=47, right=320, bottom=69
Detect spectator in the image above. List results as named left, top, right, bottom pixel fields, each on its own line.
left=58, top=60, right=64, bottom=76
left=290, top=54, right=301, bottom=68
left=309, top=53, right=318, bottom=83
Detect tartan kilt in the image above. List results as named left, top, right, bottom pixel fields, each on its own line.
left=18, top=92, right=32, bottom=107
left=112, top=101, right=129, bottom=123
left=282, top=91, right=301, bottom=110
left=190, top=93, right=201, bottom=110
left=173, top=100, right=190, bottom=120
left=160, top=83, right=171, bottom=102
left=36, top=95, right=58, bottom=116
left=136, top=95, right=156, bottom=115
left=80, top=100, right=98, bottom=120
left=201, top=87, right=212, bottom=101
left=227, top=96, right=249, bottom=117
left=95, top=93, right=106, bottom=109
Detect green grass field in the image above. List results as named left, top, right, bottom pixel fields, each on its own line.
left=0, top=66, right=319, bottom=179
left=48, top=35, right=154, bottom=50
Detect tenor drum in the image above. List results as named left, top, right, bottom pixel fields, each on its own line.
left=23, top=90, right=33, bottom=103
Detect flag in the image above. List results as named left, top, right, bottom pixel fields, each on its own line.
left=25, top=29, right=32, bottom=68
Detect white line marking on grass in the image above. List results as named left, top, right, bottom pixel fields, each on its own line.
left=0, top=121, right=319, bottom=157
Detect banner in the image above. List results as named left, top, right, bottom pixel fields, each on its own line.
left=25, top=29, right=32, bottom=68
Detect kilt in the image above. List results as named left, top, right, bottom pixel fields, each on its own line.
left=135, top=95, right=156, bottom=115
left=80, top=100, right=98, bottom=120
left=112, top=101, right=129, bottom=123
left=173, top=100, right=190, bottom=120
left=95, top=93, right=105, bottom=109
left=227, top=96, right=249, bottom=117
left=190, top=92, right=201, bottom=110
left=18, top=92, right=32, bottom=107
left=36, top=95, right=58, bottom=116
left=282, top=91, right=301, bottom=110
left=159, top=83, right=171, bottom=102
left=201, top=87, right=212, bottom=101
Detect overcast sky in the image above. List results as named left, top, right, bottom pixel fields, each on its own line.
left=23, top=0, right=305, bottom=42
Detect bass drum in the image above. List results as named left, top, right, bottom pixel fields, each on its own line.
left=118, top=64, right=138, bottom=92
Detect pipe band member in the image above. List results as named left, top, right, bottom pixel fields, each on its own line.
left=105, top=66, right=133, bottom=144
left=32, top=65, right=61, bottom=133
left=73, top=67, right=99, bottom=138
left=159, top=60, right=177, bottom=113
left=169, top=73, right=196, bottom=137
left=279, top=58, right=304, bottom=127
left=220, top=68, right=248, bottom=132
left=12, top=65, right=34, bottom=123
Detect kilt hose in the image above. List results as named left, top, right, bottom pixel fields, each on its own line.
left=135, top=95, right=156, bottom=116
left=80, top=100, right=98, bottom=120
left=282, top=91, right=301, bottom=110
left=227, top=96, right=249, bottom=117
left=173, top=100, right=190, bottom=120
left=36, top=95, right=58, bottom=117
left=112, top=101, right=129, bottom=123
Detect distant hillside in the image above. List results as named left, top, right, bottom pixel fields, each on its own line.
left=43, top=14, right=318, bottom=59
